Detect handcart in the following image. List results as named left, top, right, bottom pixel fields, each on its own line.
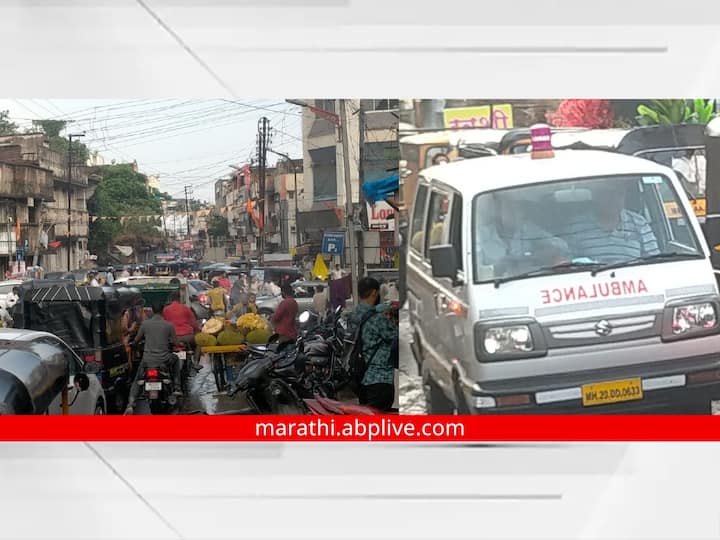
left=201, top=344, right=248, bottom=392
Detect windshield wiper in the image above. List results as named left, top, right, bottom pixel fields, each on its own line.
left=492, top=260, right=601, bottom=288
left=590, top=252, right=704, bottom=277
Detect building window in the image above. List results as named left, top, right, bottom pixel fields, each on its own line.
left=360, top=99, right=399, bottom=111
left=309, top=146, right=337, bottom=202
left=314, top=100, right=336, bottom=113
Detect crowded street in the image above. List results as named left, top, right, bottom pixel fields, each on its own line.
left=0, top=99, right=401, bottom=415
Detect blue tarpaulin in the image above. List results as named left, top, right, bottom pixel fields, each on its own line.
left=362, top=174, right=399, bottom=204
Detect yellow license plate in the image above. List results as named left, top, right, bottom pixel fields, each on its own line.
left=582, top=378, right=643, bottom=407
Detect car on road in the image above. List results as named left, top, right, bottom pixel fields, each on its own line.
left=255, top=279, right=353, bottom=320
left=408, top=143, right=720, bottom=415
left=0, top=329, right=105, bottom=415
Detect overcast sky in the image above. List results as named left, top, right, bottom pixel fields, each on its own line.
left=0, top=99, right=303, bottom=202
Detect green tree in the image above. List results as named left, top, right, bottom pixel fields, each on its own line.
left=88, top=164, right=168, bottom=256
left=0, top=110, right=18, bottom=136
left=207, top=215, right=229, bottom=238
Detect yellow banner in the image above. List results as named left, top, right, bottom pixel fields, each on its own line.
left=443, top=105, right=513, bottom=130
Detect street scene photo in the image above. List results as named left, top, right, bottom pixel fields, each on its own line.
left=399, top=99, right=720, bottom=415
left=0, top=99, right=399, bottom=415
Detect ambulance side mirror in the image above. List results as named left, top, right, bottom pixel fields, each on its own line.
left=429, top=245, right=461, bottom=285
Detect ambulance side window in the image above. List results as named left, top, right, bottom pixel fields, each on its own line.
left=654, top=182, right=695, bottom=248
left=425, top=190, right=451, bottom=259
left=410, top=183, right=430, bottom=256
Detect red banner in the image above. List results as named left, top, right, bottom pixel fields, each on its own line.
left=3, top=416, right=720, bottom=441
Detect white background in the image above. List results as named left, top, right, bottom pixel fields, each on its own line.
left=3, top=1, right=720, bottom=538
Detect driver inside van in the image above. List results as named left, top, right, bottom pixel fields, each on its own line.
left=559, top=179, right=660, bottom=262
left=475, top=193, right=569, bottom=270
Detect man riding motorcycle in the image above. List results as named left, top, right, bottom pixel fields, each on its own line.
left=162, top=291, right=202, bottom=371
left=124, top=301, right=181, bottom=415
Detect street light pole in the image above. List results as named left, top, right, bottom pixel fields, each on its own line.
left=268, top=149, right=300, bottom=250
left=67, top=132, right=85, bottom=271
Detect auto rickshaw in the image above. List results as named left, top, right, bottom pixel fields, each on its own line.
left=701, top=117, right=720, bottom=271
left=15, top=280, right=133, bottom=413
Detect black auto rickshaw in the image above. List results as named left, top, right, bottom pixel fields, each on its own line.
left=702, top=118, right=720, bottom=271
left=14, top=280, right=135, bottom=413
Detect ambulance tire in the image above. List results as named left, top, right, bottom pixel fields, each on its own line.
left=424, top=376, right=455, bottom=415
left=452, top=378, right=471, bottom=415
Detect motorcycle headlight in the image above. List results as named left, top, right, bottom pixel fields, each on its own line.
left=663, top=299, right=720, bottom=341
left=474, top=319, right=547, bottom=361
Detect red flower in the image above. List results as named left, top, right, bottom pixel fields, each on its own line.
left=546, top=99, right=614, bottom=129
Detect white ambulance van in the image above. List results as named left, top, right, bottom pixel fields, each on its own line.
left=407, top=146, right=720, bottom=414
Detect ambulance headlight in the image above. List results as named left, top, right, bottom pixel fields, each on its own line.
left=662, top=299, right=720, bottom=341
left=484, top=326, right=533, bottom=354
left=474, top=320, right=547, bottom=361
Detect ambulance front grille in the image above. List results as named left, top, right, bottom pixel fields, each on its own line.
left=545, top=313, right=659, bottom=347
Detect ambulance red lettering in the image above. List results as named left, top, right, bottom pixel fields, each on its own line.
left=540, top=279, right=648, bottom=305
left=597, top=283, right=610, bottom=297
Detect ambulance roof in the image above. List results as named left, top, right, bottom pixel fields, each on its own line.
left=400, top=129, right=509, bottom=146
left=422, top=149, right=675, bottom=195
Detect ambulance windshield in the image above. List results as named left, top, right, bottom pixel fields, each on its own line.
left=472, top=174, right=703, bottom=283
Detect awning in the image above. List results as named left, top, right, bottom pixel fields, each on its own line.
left=362, top=174, right=399, bottom=205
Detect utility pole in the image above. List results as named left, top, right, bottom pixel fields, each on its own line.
left=67, top=132, right=85, bottom=271
left=184, top=185, right=193, bottom=239
left=257, top=117, right=270, bottom=265
left=339, top=100, right=359, bottom=304
left=357, top=106, right=366, bottom=276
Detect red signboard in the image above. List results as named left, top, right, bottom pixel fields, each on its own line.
left=179, top=240, right=193, bottom=251
left=309, top=105, right=340, bottom=126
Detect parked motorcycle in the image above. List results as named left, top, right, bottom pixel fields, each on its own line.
left=226, top=354, right=307, bottom=414
left=218, top=354, right=381, bottom=415
left=296, top=307, right=352, bottom=398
